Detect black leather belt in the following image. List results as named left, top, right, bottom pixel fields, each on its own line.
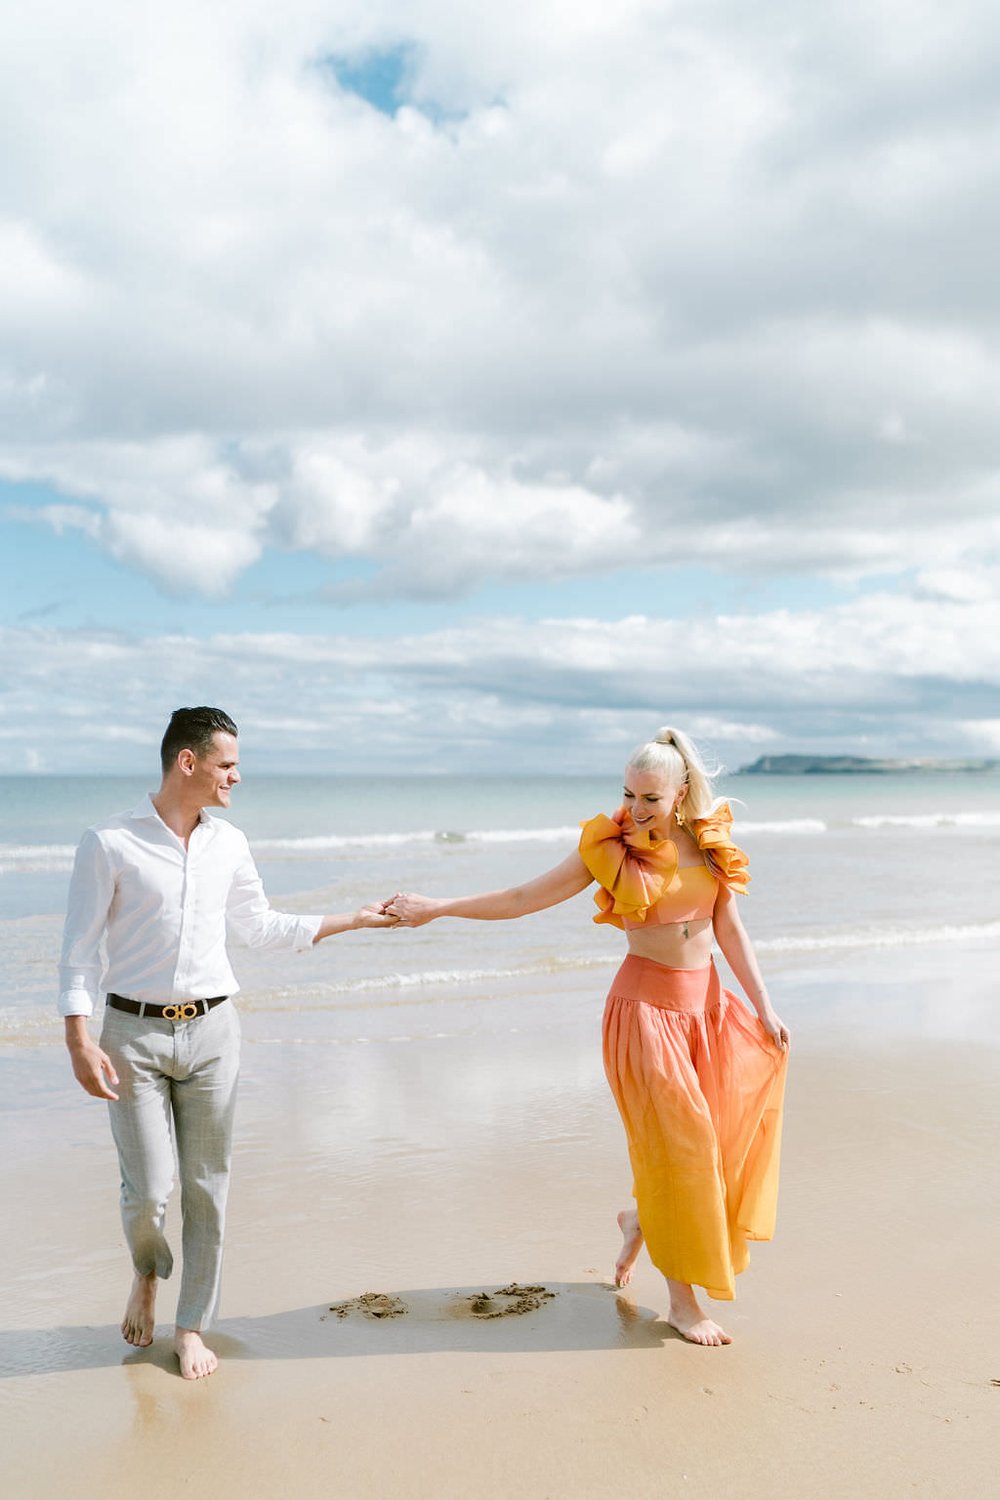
left=106, top=993, right=228, bottom=1021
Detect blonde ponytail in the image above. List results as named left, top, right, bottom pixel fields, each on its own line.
left=626, top=725, right=719, bottom=821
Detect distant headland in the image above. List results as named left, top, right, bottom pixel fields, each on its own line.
left=740, top=754, right=1000, bottom=775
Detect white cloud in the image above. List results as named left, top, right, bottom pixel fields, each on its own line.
left=1, top=1, right=999, bottom=598
left=106, top=511, right=263, bottom=596
left=959, top=720, right=1000, bottom=753
left=2, top=438, right=275, bottom=593
left=0, top=223, right=90, bottom=323
left=6, top=502, right=101, bottom=540
left=3, top=581, right=998, bottom=771
left=915, top=566, right=999, bottom=604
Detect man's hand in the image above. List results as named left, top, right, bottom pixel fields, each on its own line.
left=65, top=1019, right=119, bottom=1100
left=354, top=902, right=401, bottom=929
left=312, top=903, right=401, bottom=941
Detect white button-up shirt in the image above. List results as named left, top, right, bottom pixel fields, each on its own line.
left=58, top=796, right=322, bottom=1017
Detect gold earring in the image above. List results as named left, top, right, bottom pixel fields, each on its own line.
left=674, top=804, right=685, bottom=828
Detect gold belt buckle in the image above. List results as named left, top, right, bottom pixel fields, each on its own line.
left=163, top=1001, right=200, bottom=1022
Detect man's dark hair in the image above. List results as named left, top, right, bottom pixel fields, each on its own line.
left=160, top=707, right=239, bottom=772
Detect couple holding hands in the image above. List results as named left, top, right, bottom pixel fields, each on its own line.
left=60, top=707, right=788, bottom=1379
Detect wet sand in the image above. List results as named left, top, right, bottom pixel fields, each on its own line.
left=2, top=963, right=998, bottom=1500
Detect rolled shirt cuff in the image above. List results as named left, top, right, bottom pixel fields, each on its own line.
left=296, top=915, right=324, bottom=947
left=58, top=987, right=96, bottom=1018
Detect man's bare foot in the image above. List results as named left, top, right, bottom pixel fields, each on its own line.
left=121, top=1271, right=157, bottom=1347
left=175, top=1328, right=218, bottom=1380
left=665, top=1280, right=733, bottom=1347
left=615, top=1209, right=644, bottom=1287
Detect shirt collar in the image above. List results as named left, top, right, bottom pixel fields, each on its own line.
left=131, top=794, right=213, bottom=833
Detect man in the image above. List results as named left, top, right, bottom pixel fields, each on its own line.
left=60, top=706, right=395, bottom=1379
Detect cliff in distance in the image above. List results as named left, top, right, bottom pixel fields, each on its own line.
left=740, top=754, right=1000, bottom=775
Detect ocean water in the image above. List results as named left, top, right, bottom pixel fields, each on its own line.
left=2, top=771, right=999, bottom=1049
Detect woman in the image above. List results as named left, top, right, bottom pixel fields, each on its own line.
left=387, top=727, right=789, bottom=1347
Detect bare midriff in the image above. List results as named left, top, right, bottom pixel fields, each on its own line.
left=620, top=862, right=718, bottom=968
left=624, top=915, right=715, bottom=968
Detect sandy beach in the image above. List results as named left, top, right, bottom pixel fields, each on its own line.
left=2, top=937, right=998, bottom=1500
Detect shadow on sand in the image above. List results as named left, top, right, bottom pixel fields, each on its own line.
left=0, top=1279, right=680, bottom=1378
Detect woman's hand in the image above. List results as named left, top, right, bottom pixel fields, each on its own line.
left=384, top=892, right=440, bottom=927
left=759, top=1006, right=790, bottom=1051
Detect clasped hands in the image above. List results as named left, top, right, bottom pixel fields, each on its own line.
left=361, top=892, right=433, bottom=928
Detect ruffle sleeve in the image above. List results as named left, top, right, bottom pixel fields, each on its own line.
left=578, top=803, right=750, bottom=928
left=689, top=803, right=751, bottom=895
left=578, top=811, right=679, bottom=928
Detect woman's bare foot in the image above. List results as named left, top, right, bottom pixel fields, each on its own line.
left=665, top=1279, right=732, bottom=1346
left=174, top=1328, right=218, bottom=1380
left=121, top=1271, right=157, bottom=1347
left=615, top=1208, right=644, bottom=1287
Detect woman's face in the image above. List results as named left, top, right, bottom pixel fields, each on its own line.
left=621, top=766, right=683, bottom=840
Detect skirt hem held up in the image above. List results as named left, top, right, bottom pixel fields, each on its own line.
left=602, top=954, right=788, bottom=1301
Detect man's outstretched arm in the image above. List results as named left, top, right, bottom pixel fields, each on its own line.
left=226, top=841, right=399, bottom=950
left=311, top=903, right=398, bottom=942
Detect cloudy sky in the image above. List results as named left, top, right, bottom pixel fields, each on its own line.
left=3, top=0, right=999, bottom=773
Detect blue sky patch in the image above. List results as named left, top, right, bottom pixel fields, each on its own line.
left=325, top=45, right=417, bottom=118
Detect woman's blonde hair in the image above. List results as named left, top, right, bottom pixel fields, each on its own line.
left=625, top=726, right=719, bottom=822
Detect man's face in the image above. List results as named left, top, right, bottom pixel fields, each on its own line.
left=188, top=731, right=241, bottom=810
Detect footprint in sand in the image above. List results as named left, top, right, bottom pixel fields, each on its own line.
left=326, top=1284, right=556, bottom=1323
left=463, top=1283, right=556, bottom=1319
left=327, top=1292, right=408, bottom=1320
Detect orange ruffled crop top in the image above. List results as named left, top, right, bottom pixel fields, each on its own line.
left=577, top=803, right=750, bottom=930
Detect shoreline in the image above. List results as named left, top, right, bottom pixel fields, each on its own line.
left=6, top=921, right=1000, bottom=1050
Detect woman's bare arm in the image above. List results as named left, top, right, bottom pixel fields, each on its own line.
left=387, top=851, right=593, bottom=927
left=712, top=884, right=789, bottom=1049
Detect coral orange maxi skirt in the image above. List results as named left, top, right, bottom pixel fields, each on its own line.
left=602, top=955, right=788, bottom=1301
